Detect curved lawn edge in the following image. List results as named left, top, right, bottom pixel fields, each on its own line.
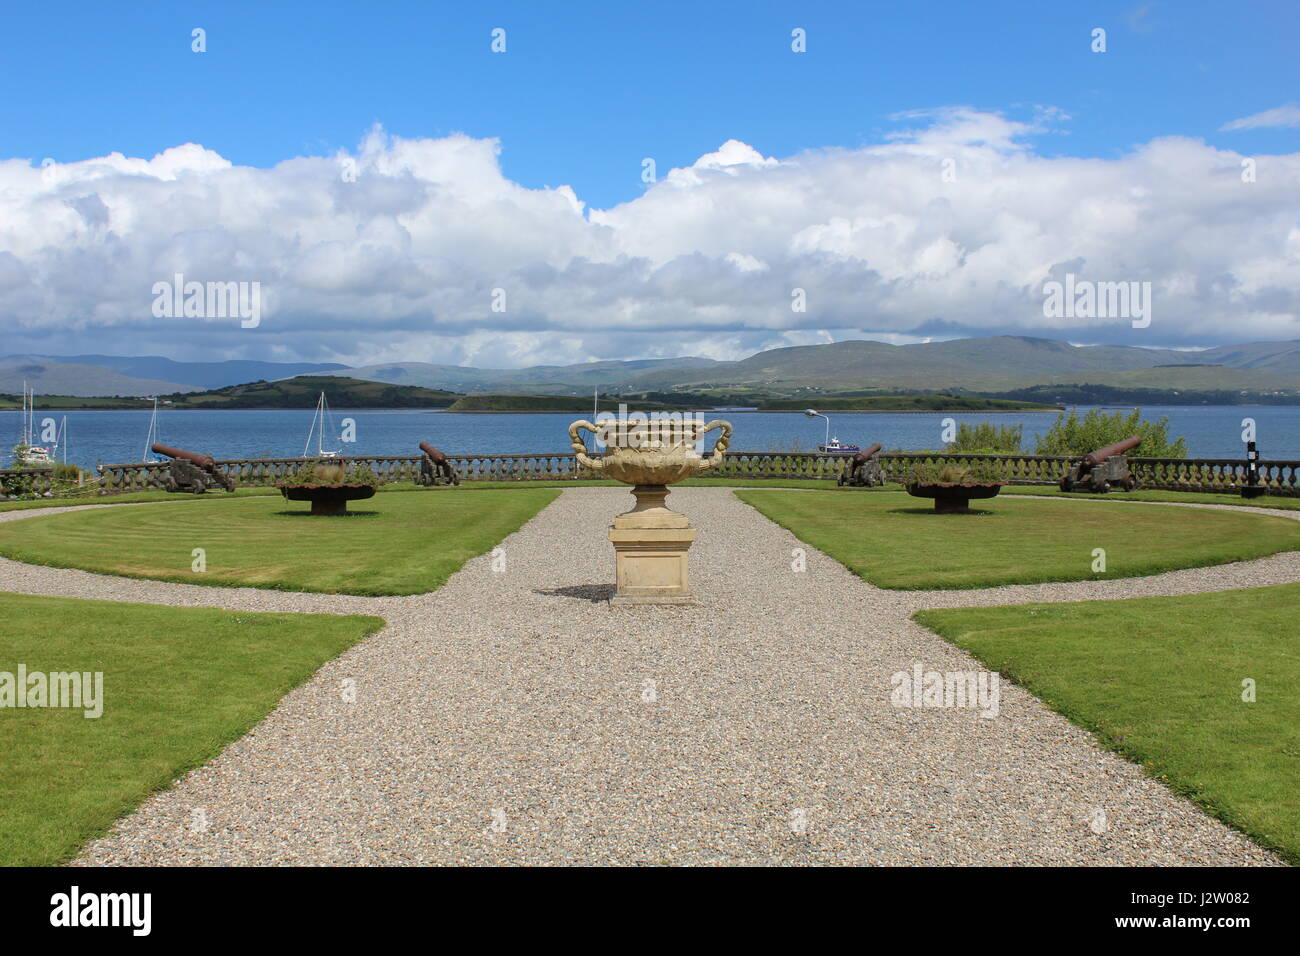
left=0, top=488, right=562, bottom=597
left=734, top=488, right=1300, bottom=591
left=913, top=588, right=1300, bottom=865
left=0, top=591, right=385, bottom=866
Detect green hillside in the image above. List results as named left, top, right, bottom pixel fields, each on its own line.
left=166, top=376, right=461, bottom=409
left=2, top=377, right=462, bottom=410
left=759, top=394, right=1059, bottom=411
left=0, top=393, right=152, bottom=410
left=448, top=394, right=688, bottom=412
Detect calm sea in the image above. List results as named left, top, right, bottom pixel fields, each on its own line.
left=3, top=405, right=1298, bottom=470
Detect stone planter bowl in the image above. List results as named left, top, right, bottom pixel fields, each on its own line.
left=278, top=483, right=376, bottom=516
left=906, top=481, right=1005, bottom=514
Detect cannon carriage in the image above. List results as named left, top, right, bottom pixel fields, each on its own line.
left=1059, top=436, right=1141, bottom=493
left=416, top=442, right=459, bottom=486
left=150, top=444, right=236, bottom=494
left=838, top=443, right=885, bottom=487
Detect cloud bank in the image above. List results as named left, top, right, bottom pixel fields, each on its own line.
left=1, top=109, right=1297, bottom=366
left=1221, top=104, right=1300, bottom=131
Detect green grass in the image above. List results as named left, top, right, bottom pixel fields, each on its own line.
left=0, top=485, right=286, bottom=513
left=0, top=488, right=560, bottom=595
left=1000, top=483, right=1300, bottom=511
left=734, top=489, right=1300, bottom=589
left=0, top=592, right=383, bottom=866
left=914, top=585, right=1300, bottom=863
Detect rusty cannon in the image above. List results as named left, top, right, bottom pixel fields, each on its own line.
left=1059, top=435, right=1141, bottom=493
left=417, top=441, right=459, bottom=486
left=838, top=442, right=885, bottom=486
left=151, top=443, right=236, bottom=494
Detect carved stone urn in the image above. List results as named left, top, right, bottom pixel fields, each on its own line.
left=569, top=417, right=733, bottom=604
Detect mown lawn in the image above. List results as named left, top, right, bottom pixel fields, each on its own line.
left=1001, top=484, right=1300, bottom=511
left=0, top=592, right=383, bottom=866
left=734, top=489, right=1300, bottom=589
left=914, top=585, right=1300, bottom=863
left=0, top=488, right=560, bottom=595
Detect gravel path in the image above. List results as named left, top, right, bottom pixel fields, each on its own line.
left=0, top=488, right=1288, bottom=865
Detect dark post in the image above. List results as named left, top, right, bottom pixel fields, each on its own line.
left=1241, top=440, right=1266, bottom=498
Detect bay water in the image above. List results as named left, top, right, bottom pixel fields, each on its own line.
left=3, top=405, right=1297, bottom=471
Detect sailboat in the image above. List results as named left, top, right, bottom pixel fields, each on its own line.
left=13, top=382, right=52, bottom=466
left=302, top=392, right=342, bottom=458
left=142, top=397, right=162, bottom=462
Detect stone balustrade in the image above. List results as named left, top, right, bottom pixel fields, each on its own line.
left=5, top=451, right=1298, bottom=499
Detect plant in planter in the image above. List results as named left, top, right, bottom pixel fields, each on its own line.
left=905, top=460, right=1006, bottom=514
left=276, top=460, right=382, bottom=515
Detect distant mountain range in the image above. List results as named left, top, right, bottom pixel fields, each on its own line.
left=317, top=356, right=720, bottom=393
left=0, top=355, right=347, bottom=396
left=615, top=338, right=1300, bottom=394
left=8, top=337, right=1300, bottom=400
left=320, top=337, right=1300, bottom=397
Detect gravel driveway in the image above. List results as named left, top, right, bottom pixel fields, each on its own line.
left=0, top=488, right=1287, bottom=865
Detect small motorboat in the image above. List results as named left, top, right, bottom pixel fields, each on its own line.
left=805, top=408, right=860, bottom=455
left=818, top=437, right=861, bottom=455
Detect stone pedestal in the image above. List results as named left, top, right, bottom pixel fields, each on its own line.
left=608, top=485, right=697, bottom=605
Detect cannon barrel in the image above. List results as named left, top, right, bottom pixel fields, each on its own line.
left=419, top=441, right=448, bottom=463
left=852, top=443, right=883, bottom=465
left=151, top=443, right=216, bottom=470
left=1083, top=435, right=1141, bottom=467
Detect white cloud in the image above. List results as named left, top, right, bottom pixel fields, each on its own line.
left=1221, top=104, right=1300, bottom=131
left=1, top=113, right=1297, bottom=366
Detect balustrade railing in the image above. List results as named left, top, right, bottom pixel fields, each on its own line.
left=0, top=466, right=55, bottom=498
left=5, top=451, right=1297, bottom=500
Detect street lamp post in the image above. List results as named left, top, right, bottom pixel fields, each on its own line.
left=804, top=408, right=830, bottom=447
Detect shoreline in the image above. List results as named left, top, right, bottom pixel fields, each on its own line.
left=1, top=405, right=1066, bottom=414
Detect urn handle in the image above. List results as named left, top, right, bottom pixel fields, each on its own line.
left=568, top=420, right=604, bottom=471
left=698, top=419, right=733, bottom=470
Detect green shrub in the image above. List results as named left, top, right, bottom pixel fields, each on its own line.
left=1, top=470, right=38, bottom=498
left=946, top=422, right=1023, bottom=454
left=1034, top=408, right=1187, bottom=459
left=909, top=459, right=1001, bottom=484
left=278, top=459, right=382, bottom=488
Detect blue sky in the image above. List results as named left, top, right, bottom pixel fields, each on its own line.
left=5, top=0, right=1295, bottom=209
left=0, top=0, right=1297, bottom=365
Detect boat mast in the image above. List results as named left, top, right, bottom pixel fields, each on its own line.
left=143, top=397, right=159, bottom=461
left=303, top=392, right=328, bottom=458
